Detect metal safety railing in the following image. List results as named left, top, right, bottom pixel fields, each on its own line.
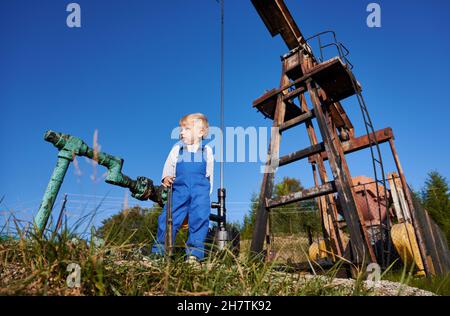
left=305, top=30, right=354, bottom=69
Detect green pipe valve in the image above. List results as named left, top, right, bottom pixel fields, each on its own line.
left=34, top=130, right=165, bottom=235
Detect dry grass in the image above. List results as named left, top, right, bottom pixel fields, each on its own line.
left=0, top=229, right=369, bottom=296
left=0, top=204, right=441, bottom=297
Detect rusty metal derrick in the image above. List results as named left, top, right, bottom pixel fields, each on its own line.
left=249, top=0, right=450, bottom=276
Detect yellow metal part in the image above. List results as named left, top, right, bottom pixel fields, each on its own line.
left=391, top=222, right=425, bottom=276
left=309, top=239, right=329, bottom=261
left=308, top=235, right=349, bottom=262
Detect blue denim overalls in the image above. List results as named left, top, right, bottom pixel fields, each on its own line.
left=152, top=142, right=211, bottom=259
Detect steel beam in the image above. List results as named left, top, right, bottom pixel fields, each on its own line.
left=267, top=181, right=336, bottom=208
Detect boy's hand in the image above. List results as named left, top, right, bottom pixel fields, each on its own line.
left=162, top=176, right=175, bottom=188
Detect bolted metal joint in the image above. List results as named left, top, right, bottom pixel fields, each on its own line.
left=131, top=176, right=165, bottom=207
left=45, top=130, right=89, bottom=161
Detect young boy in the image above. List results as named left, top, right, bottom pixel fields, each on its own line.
left=151, top=113, right=214, bottom=263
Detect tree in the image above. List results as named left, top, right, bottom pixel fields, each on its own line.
left=421, top=171, right=450, bottom=247
left=272, top=177, right=321, bottom=235
left=240, top=193, right=259, bottom=240
left=97, top=205, right=161, bottom=245
left=240, top=177, right=321, bottom=239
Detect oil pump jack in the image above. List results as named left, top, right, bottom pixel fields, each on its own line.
left=249, top=0, right=450, bottom=276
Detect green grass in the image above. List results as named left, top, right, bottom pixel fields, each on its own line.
left=382, top=270, right=450, bottom=296
left=0, top=212, right=444, bottom=296
left=0, top=227, right=378, bottom=296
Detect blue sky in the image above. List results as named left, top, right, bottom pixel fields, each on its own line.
left=1, top=0, right=449, bottom=233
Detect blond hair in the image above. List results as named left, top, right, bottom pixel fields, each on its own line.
left=179, top=113, right=209, bottom=137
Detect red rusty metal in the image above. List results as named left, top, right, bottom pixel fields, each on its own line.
left=352, top=176, right=389, bottom=227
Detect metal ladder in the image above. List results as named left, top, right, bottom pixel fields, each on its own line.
left=307, top=30, right=392, bottom=268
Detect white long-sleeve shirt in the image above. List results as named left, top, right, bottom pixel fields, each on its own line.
left=161, top=142, right=214, bottom=195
